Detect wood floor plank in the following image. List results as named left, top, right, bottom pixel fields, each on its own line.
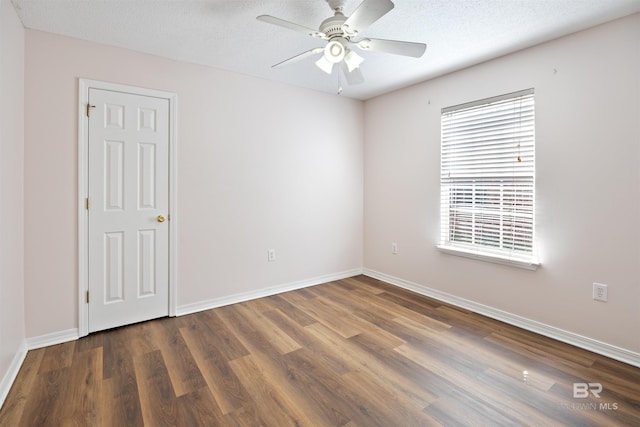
left=223, top=403, right=269, bottom=426
left=374, top=286, right=444, bottom=311
left=352, top=306, right=446, bottom=348
left=101, top=327, right=144, bottom=427
left=354, top=288, right=450, bottom=329
left=280, top=346, right=395, bottom=427
left=2, top=275, right=639, bottom=426
left=0, top=349, right=44, bottom=427
left=263, top=308, right=315, bottom=348
left=340, top=370, right=441, bottom=426
left=490, top=325, right=599, bottom=367
left=391, top=309, right=452, bottom=333
left=219, top=303, right=354, bottom=426
left=306, top=323, right=439, bottom=410
left=395, top=315, right=559, bottom=393
left=133, top=350, right=179, bottom=426
left=433, top=304, right=512, bottom=336
left=310, top=293, right=410, bottom=348
left=75, top=330, right=104, bottom=353
left=233, top=304, right=302, bottom=355
left=396, top=342, right=490, bottom=391
left=265, top=308, right=353, bottom=376
left=17, top=367, right=70, bottom=426
left=191, top=310, right=251, bottom=361
left=36, top=341, right=76, bottom=374
left=306, top=281, right=376, bottom=313
left=241, top=296, right=277, bottom=314
left=146, top=318, right=207, bottom=397
left=347, top=331, right=462, bottom=402
left=125, top=321, right=162, bottom=359
left=395, top=342, right=559, bottom=426
left=277, top=348, right=355, bottom=426
left=179, top=312, right=247, bottom=363
left=340, top=275, right=387, bottom=294
left=178, top=322, right=251, bottom=415
left=101, top=367, right=144, bottom=427
left=485, top=331, right=598, bottom=375
left=426, top=387, right=521, bottom=427
left=176, top=387, right=225, bottom=426
left=280, top=293, right=363, bottom=338
left=102, top=325, right=136, bottom=380
left=229, top=355, right=312, bottom=427
left=61, top=347, right=103, bottom=426
left=289, top=287, right=318, bottom=300
left=261, top=294, right=318, bottom=327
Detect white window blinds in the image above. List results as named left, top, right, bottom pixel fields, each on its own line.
left=439, top=89, right=536, bottom=265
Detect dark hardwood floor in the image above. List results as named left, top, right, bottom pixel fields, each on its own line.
left=1, top=275, right=639, bottom=426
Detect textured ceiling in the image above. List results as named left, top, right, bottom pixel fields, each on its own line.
left=11, top=0, right=640, bottom=100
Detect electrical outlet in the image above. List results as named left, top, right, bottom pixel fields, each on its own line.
left=593, top=283, right=608, bottom=302
left=267, top=249, right=276, bottom=262
left=391, top=243, right=398, bottom=255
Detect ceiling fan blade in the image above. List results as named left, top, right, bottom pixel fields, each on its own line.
left=272, top=47, right=324, bottom=68
left=342, top=0, right=394, bottom=36
left=356, top=38, right=426, bottom=57
left=340, top=62, right=365, bottom=85
left=257, top=15, right=327, bottom=39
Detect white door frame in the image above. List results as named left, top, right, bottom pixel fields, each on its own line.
left=78, top=78, right=178, bottom=337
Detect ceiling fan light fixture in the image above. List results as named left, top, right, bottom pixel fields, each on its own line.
left=344, top=49, right=364, bottom=72
left=315, top=55, right=335, bottom=74
left=324, top=39, right=346, bottom=63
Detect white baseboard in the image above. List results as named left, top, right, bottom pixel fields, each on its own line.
left=0, top=340, right=28, bottom=410
left=26, top=328, right=79, bottom=350
left=177, top=268, right=364, bottom=316
left=363, top=269, right=640, bottom=368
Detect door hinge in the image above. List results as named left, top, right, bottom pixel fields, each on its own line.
left=86, top=104, right=96, bottom=117
left=86, top=290, right=90, bottom=303
left=85, top=197, right=90, bottom=210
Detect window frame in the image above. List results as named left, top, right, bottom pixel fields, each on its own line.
left=437, top=89, right=539, bottom=270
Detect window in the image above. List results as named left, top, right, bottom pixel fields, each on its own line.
left=438, top=89, right=538, bottom=268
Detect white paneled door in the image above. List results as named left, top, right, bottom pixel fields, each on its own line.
left=87, top=88, right=170, bottom=333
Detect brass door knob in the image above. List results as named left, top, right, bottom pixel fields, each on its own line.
left=157, top=214, right=166, bottom=223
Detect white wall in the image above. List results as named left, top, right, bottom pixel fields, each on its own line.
left=364, top=13, right=640, bottom=354
left=24, top=30, right=363, bottom=338
left=0, top=0, right=26, bottom=405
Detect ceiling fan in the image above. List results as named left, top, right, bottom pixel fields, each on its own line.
left=257, top=0, right=427, bottom=86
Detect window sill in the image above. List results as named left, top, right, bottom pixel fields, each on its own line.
left=436, top=245, right=540, bottom=271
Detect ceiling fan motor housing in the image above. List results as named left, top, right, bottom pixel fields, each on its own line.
left=319, top=14, right=349, bottom=40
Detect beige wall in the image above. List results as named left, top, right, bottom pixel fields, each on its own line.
left=0, top=0, right=26, bottom=399
left=364, top=13, right=640, bottom=353
left=24, top=30, right=364, bottom=338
